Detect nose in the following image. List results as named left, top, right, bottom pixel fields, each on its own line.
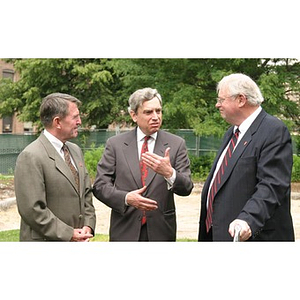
left=215, top=102, right=221, bottom=109
left=152, top=111, right=158, bottom=119
left=77, top=116, right=82, bottom=126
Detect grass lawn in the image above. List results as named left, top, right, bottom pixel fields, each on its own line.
left=0, top=230, right=196, bottom=242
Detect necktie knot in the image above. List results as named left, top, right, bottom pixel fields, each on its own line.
left=234, top=128, right=240, bottom=138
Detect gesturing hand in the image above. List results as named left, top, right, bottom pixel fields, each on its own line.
left=126, top=186, right=158, bottom=211
left=142, top=147, right=173, bottom=178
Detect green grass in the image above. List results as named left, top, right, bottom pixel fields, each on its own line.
left=0, top=230, right=196, bottom=242
left=0, top=229, right=19, bottom=241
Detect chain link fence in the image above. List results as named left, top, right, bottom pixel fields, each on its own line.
left=0, top=129, right=298, bottom=175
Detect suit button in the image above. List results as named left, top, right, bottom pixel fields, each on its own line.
left=79, top=214, right=83, bottom=219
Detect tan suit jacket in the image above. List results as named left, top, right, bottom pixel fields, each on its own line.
left=15, top=132, right=96, bottom=241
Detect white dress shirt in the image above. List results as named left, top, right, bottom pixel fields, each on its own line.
left=43, top=129, right=77, bottom=170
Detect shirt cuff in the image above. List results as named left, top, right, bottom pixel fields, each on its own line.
left=125, top=193, right=129, bottom=206
left=164, top=168, right=176, bottom=190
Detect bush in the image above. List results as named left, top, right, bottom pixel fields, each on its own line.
left=189, top=153, right=216, bottom=181
left=292, top=155, right=300, bottom=182
left=84, top=145, right=105, bottom=179
left=189, top=153, right=300, bottom=182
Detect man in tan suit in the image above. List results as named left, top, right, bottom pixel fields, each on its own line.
left=15, top=93, right=96, bottom=241
left=93, top=88, right=193, bottom=241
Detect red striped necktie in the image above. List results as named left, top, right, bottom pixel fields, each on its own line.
left=205, top=128, right=240, bottom=232
left=140, top=136, right=150, bottom=225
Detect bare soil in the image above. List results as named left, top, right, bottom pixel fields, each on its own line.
left=1, top=178, right=300, bottom=240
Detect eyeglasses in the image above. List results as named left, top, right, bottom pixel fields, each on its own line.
left=216, top=94, right=238, bottom=104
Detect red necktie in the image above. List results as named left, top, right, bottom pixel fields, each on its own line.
left=140, top=136, right=150, bottom=225
left=205, top=128, right=239, bottom=232
left=62, top=144, right=80, bottom=192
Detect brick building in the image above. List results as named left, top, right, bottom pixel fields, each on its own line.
left=0, top=59, right=36, bottom=134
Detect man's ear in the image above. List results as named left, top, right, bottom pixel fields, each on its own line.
left=238, top=94, right=247, bottom=107
left=130, top=110, right=137, bottom=123
left=53, top=116, right=61, bottom=129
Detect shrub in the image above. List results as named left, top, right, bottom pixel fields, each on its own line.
left=292, top=155, right=300, bottom=182
left=189, top=153, right=300, bottom=182
left=189, top=153, right=216, bottom=181
left=84, top=145, right=105, bottom=179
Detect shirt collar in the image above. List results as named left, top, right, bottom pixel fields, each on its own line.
left=234, top=106, right=262, bottom=134
left=137, top=127, right=157, bottom=142
left=43, top=129, right=64, bottom=151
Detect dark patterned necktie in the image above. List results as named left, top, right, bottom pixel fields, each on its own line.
left=140, top=136, right=150, bottom=225
left=206, top=128, right=240, bottom=232
left=62, top=144, right=79, bottom=192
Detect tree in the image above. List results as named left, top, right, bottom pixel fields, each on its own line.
left=0, top=58, right=299, bottom=136
left=0, top=59, right=122, bottom=128
left=110, top=58, right=299, bottom=135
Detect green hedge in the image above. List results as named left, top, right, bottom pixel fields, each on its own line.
left=83, top=148, right=300, bottom=182
left=189, top=153, right=300, bottom=182
left=84, top=145, right=105, bottom=180
left=292, top=155, right=300, bottom=182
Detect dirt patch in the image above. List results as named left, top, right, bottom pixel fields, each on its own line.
left=0, top=177, right=15, bottom=201
left=1, top=178, right=300, bottom=240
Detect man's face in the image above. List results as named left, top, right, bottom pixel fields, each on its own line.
left=60, top=101, right=81, bottom=141
left=130, top=96, right=162, bottom=136
left=215, top=88, right=239, bottom=125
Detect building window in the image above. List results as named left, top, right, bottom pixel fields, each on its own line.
left=2, top=115, right=13, bottom=133
left=2, top=69, right=14, bottom=81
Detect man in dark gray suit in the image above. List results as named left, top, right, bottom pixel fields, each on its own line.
left=93, top=88, right=193, bottom=241
left=15, top=93, right=96, bottom=241
left=198, top=73, right=294, bottom=241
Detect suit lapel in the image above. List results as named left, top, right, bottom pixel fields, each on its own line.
left=40, top=133, right=80, bottom=195
left=122, top=129, right=168, bottom=188
left=145, top=130, right=167, bottom=186
left=123, top=129, right=142, bottom=187
left=215, top=109, right=267, bottom=195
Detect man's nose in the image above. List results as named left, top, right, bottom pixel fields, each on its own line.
left=152, top=111, right=158, bottom=119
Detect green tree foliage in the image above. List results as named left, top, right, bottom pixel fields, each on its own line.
left=0, top=59, right=122, bottom=128
left=0, top=58, right=299, bottom=136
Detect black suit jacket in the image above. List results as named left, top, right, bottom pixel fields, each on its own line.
left=93, top=128, right=193, bottom=241
left=198, top=109, right=294, bottom=241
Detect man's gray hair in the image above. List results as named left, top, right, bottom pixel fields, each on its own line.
left=128, top=87, right=162, bottom=113
left=40, top=92, right=81, bottom=128
left=217, top=73, right=264, bottom=106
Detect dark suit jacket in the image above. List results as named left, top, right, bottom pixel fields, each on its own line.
left=93, top=128, right=193, bottom=241
left=198, top=109, right=294, bottom=241
left=15, top=133, right=96, bottom=241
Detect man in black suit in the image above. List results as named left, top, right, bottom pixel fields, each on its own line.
left=93, top=88, right=193, bottom=241
left=198, top=73, right=294, bottom=241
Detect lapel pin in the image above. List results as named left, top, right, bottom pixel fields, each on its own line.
left=244, top=141, right=248, bottom=146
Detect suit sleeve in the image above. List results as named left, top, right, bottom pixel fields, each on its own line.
left=15, top=150, right=74, bottom=241
left=92, top=139, right=128, bottom=215
left=171, top=138, right=194, bottom=196
left=237, top=124, right=293, bottom=235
